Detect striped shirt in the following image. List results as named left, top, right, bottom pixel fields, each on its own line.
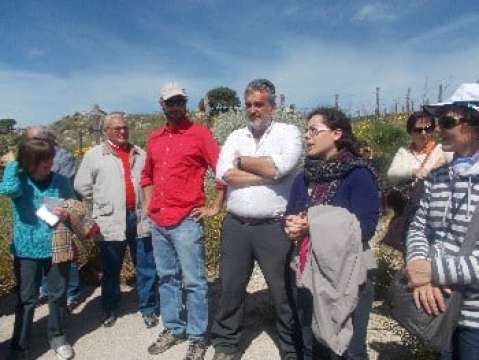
left=406, top=163, right=479, bottom=328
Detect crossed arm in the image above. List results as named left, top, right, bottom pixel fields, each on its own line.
left=223, top=156, right=278, bottom=187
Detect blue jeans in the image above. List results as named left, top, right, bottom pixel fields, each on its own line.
left=98, top=210, right=158, bottom=316
left=40, top=262, right=80, bottom=302
left=152, top=217, right=208, bottom=340
left=11, top=258, right=70, bottom=351
left=439, top=327, right=479, bottom=360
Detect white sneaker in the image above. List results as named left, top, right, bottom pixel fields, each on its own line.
left=54, top=344, right=75, bottom=360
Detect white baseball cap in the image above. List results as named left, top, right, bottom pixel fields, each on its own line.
left=159, top=82, right=187, bottom=101
left=425, top=83, right=479, bottom=115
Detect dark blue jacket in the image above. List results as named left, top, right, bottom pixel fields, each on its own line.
left=285, top=167, right=380, bottom=245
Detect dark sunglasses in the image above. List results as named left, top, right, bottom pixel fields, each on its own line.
left=164, top=98, right=187, bottom=107
left=438, top=116, right=465, bottom=130
left=411, top=125, right=434, bottom=134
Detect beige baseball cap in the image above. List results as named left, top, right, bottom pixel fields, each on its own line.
left=159, top=82, right=187, bottom=101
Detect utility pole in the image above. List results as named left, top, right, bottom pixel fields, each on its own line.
left=406, top=88, right=411, bottom=113
left=334, top=94, right=339, bottom=110
left=438, top=84, right=443, bottom=103
left=394, top=101, right=398, bottom=114
left=87, top=104, right=106, bottom=145
left=375, top=87, right=380, bottom=117
left=78, top=130, right=84, bottom=155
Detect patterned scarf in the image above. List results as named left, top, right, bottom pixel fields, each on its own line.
left=297, top=149, right=379, bottom=275
left=304, top=149, right=378, bottom=206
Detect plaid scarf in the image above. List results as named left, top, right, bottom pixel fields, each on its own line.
left=51, top=199, right=99, bottom=263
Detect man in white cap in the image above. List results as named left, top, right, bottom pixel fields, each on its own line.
left=142, top=82, right=225, bottom=360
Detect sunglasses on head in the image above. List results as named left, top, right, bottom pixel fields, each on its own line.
left=411, top=125, right=434, bottom=134
left=438, top=116, right=466, bottom=130
left=164, top=97, right=186, bottom=107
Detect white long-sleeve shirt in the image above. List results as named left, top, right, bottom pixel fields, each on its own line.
left=216, top=122, right=303, bottom=218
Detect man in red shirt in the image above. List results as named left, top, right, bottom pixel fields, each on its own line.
left=142, top=82, right=224, bottom=360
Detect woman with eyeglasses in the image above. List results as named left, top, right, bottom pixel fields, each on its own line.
left=405, top=85, right=479, bottom=359
left=387, top=111, right=450, bottom=183
left=284, top=107, right=380, bottom=360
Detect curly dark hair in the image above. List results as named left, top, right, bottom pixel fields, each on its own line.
left=307, top=107, right=359, bottom=156
left=406, top=111, right=435, bottom=134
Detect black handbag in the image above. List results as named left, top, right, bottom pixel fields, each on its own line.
left=388, top=203, right=479, bottom=352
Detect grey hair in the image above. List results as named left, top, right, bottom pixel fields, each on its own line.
left=244, top=78, right=276, bottom=106
left=103, top=112, right=126, bottom=130
left=25, top=125, right=57, bottom=144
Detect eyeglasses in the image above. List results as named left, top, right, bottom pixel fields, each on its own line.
left=109, top=126, right=129, bottom=133
left=305, top=126, right=332, bottom=137
left=438, top=116, right=465, bottom=130
left=411, top=125, right=434, bottom=134
left=164, top=98, right=187, bottom=107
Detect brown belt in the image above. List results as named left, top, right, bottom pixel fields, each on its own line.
left=229, top=213, right=280, bottom=226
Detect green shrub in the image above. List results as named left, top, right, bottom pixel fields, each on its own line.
left=352, top=114, right=410, bottom=182
left=0, top=196, right=14, bottom=296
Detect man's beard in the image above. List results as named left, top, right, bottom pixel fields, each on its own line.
left=248, top=117, right=272, bottom=135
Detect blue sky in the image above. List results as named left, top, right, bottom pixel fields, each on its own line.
left=1, top=0, right=478, bottom=125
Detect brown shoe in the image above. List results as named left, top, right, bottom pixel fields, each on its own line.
left=183, top=339, right=208, bottom=360
left=148, top=329, right=186, bottom=355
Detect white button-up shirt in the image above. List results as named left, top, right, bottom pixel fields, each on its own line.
left=216, top=121, right=303, bottom=218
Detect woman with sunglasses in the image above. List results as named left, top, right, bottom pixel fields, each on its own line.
left=284, top=107, right=380, bottom=359
left=405, top=86, right=479, bottom=359
left=383, top=112, right=451, bottom=252
left=387, top=111, right=450, bottom=183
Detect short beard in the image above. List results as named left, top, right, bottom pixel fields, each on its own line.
left=248, top=117, right=272, bottom=136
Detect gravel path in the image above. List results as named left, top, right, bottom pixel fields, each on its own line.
left=0, top=264, right=413, bottom=360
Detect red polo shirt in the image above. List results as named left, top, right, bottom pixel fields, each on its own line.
left=110, top=143, right=136, bottom=210
left=141, top=118, right=223, bottom=227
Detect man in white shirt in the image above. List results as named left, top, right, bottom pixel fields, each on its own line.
left=211, top=79, right=302, bottom=360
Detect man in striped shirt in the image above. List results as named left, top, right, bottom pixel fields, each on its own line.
left=406, top=83, right=479, bottom=359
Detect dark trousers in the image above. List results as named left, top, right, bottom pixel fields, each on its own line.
left=11, top=257, right=70, bottom=351
left=211, top=214, right=298, bottom=359
left=98, top=210, right=158, bottom=315
left=439, top=327, right=479, bottom=360
left=298, top=276, right=374, bottom=360
left=40, top=261, right=81, bottom=302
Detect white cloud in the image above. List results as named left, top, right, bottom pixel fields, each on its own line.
left=352, top=3, right=397, bottom=22
left=2, top=35, right=478, bottom=126
left=405, top=13, right=479, bottom=46
left=232, top=36, right=479, bottom=114
left=2, top=11, right=479, bottom=126
left=26, top=47, right=45, bottom=59
left=0, top=68, right=207, bottom=126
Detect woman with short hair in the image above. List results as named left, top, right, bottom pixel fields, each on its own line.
left=1, top=139, right=75, bottom=360
left=387, top=111, right=450, bottom=183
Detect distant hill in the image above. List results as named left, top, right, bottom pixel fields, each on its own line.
left=51, top=112, right=167, bottom=152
